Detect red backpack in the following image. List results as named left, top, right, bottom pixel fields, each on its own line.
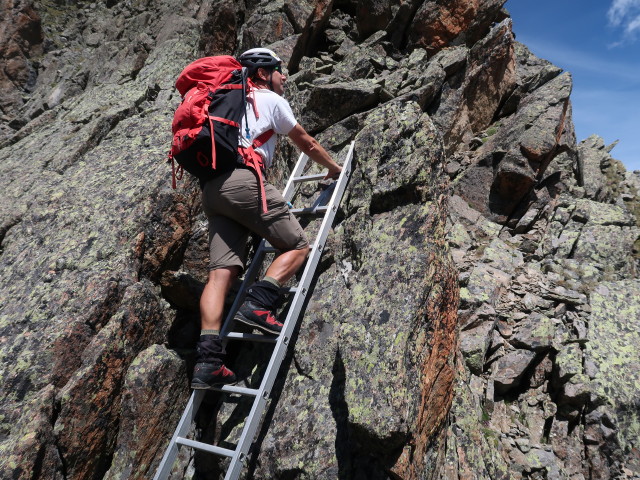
left=169, top=55, right=273, bottom=211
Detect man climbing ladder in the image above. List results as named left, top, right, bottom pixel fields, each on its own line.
left=155, top=140, right=353, bottom=480
left=192, top=47, right=342, bottom=389
left=156, top=56, right=354, bottom=474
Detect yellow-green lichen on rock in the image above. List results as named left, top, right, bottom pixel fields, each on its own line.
left=587, top=280, right=640, bottom=455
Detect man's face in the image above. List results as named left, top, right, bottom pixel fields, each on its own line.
left=257, top=66, right=287, bottom=95
left=270, top=66, right=287, bottom=96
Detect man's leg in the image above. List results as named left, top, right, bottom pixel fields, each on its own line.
left=192, top=267, right=241, bottom=389
left=235, top=246, right=309, bottom=334
left=264, top=247, right=309, bottom=285
left=200, top=267, right=241, bottom=331
left=214, top=171, right=309, bottom=334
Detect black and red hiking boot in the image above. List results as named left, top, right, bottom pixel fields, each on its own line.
left=191, top=362, right=237, bottom=389
left=234, top=301, right=283, bottom=334
left=192, top=334, right=237, bottom=389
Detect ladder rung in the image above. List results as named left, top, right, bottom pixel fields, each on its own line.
left=292, top=173, right=327, bottom=183
left=225, top=332, right=278, bottom=343
left=214, top=384, right=260, bottom=396
left=176, top=437, right=235, bottom=458
left=291, top=206, right=329, bottom=216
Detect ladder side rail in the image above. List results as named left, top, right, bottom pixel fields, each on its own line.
left=223, top=256, right=316, bottom=480
left=274, top=141, right=353, bottom=342
left=223, top=376, right=272, bottom=480
left=224, top=239, right=329, bottom=479
left=224, top=143, right=354, bottom=480
left=291, top=141, right=354, bottom=216
left=254, top=142, right=354, bottom=401
left=153, top=390, right=206, bottom=480
left=287, top=143, right=353, bottom=286
left=318, top=141, right=354, bottom=228
left=156, top=208, right=272, bottom=478
left=282, top=152, right=309, bottom=202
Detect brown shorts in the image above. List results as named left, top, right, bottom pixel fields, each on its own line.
left=202, top=168, right=308, bottom=271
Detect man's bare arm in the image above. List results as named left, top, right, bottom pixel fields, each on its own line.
left=288, top=124, right=342, bottom=179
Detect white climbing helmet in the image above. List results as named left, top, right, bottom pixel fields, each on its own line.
left=238, top=48, right=282, bottom=72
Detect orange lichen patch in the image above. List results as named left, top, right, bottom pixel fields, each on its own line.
left=409, top=269, right=459, bottom=477
left=412, top=1, right=480, bottom=53
left=391, top=198, right=460, bottom=479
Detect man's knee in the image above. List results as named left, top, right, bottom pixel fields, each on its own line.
left=208, top=266, right=241, bottom=286
left=289, top=245, right=310, bottom=262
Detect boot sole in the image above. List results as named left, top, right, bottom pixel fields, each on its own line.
left=191, top=378, right=238, bottom=390
left=234, top=312, right=282, bottom=335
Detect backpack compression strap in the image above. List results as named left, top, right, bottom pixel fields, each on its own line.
left=169, top=152, right=184, bottom=189
left=208, top=115, right=240, bottom=169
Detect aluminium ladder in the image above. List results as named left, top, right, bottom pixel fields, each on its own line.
left=154, top=141, right=355, bottom=480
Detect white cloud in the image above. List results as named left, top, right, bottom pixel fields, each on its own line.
left=626, top=14, right=640, bottom=34
left=608, top=0, right=633, bottom=25
left=607, top=0, right=640, bottom=41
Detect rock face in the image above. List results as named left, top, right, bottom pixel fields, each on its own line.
left=0, top=1, right=638, bottom=480
left=444, top=37, right=640, bottom=476
left=0, top=0, right=44, bottom=135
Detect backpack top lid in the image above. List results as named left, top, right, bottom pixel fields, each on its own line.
left=175, top=55, right=242, bottom=96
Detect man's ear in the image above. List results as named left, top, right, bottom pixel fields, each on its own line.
left=257, top=68, right=268, bottom=81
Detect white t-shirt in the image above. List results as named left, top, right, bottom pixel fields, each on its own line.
left=239, top=88, right=297, bottom=169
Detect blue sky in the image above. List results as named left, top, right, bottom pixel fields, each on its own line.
left=506, top=0, right=640, bottom=172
